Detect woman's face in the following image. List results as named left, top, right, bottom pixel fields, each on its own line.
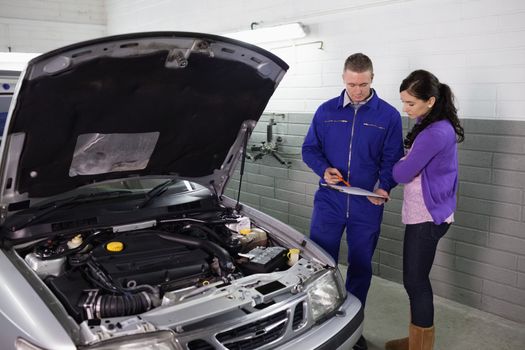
left=400, top=90, right=434, bottom=119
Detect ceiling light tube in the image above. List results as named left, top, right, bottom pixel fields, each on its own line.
left=224, top=22, right=307, bottom=44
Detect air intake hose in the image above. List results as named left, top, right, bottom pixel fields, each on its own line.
left=157, top=231, right=235, bottom=275
left=96, top=292, right=151, bottom=319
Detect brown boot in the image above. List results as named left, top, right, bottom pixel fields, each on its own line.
left=409, top=323, right=435, bottom=350
left=385, top=336, right=408, bottom=350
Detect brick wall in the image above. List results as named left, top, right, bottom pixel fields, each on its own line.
left=0, top=0, right=106, bottom=53
left=225, top=114, right=525, bottom=323
left=105, top=0, right=525, bottom=122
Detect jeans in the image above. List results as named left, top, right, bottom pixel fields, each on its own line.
left=403, top=221, right=450, bottom=328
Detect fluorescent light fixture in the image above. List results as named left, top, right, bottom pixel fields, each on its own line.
left=224, top=22, right=307, bottom=44
left=0, top=52, right=40, bottom=71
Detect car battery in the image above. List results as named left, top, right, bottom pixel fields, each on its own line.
left=240, top=246, right=288, bottom=274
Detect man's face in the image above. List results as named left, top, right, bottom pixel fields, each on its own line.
left=342, top=69, right=373, bottom=102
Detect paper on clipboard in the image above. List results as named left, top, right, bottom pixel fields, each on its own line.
left=322, top=183, right=386, bottom=198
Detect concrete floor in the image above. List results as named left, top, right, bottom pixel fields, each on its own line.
left=339, top=267, right=525, bottom=350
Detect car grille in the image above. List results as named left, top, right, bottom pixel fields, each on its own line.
left=292, top=301, right=305, bottom=330
left=187, top=339, right=215, bottom=350
left=216, top=310, right=288, bottom=350
left=181, top=296, right=319, bottom=350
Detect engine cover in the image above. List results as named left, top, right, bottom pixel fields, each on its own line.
left=91, top=230, right=210, bottom=288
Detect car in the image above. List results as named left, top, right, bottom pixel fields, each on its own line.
left=0, top=32, right=363, bottom=350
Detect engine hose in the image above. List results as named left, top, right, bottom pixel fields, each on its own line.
left=157, top=232, right=235, bottom=275
left=182, top=223, right=224, bottom=246
left=96, top=292, right=151, bottom=319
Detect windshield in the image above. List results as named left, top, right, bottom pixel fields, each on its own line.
left=1, top=177, right=214, bottom=242
left=29, top=177, right=195, bottom=208
left=2, top=177, right=204, bottom=233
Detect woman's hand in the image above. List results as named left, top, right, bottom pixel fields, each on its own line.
left=367, top=188, right=390, bottom=205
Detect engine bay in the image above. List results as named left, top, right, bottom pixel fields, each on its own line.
left=20, top=212, right=296, bottom=323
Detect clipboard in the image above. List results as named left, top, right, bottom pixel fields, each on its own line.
left=321, top=183, right=386, bottom=198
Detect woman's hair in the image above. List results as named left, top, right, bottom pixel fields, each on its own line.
left=400, top=70, right=464, bottom=148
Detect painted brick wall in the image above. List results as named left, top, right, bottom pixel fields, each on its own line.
left=0, top=0, right=106, bottom=53
left=225, top=115, right=525, bottom=324
left=105, top=0, right=525, bottom=122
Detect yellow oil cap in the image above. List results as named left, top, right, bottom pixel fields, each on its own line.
left=106, top=241, right=124, bottom=252
left=239, top=228, right=251, bottom=235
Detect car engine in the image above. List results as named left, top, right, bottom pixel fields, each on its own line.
left=22, top=215, right=291, bottom=323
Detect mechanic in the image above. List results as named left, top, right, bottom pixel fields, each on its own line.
left=302, top=53, right=404, bottom=350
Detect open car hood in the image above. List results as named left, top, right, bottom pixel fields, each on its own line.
left=0, top=32, right=288, bottom=207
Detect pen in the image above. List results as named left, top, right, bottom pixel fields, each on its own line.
left=336, top=174, right=351, bottom=187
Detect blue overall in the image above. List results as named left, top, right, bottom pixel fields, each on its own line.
left=302, top=89, right=403, bottom=306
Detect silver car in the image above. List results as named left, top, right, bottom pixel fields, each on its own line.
left=0, top=32, right=363, bottom=350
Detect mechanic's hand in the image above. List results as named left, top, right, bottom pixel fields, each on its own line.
left=324, top=167, right=344, bottom=185
left=367, top=188, right=390, bottom=206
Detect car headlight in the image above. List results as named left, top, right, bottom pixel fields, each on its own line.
left=81, top=330, right=181, bottom=350
left=307, top=271, right=344, bottom=322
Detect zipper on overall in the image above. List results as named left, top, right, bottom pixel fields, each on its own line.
left=346, top=107, right=358, bottom=219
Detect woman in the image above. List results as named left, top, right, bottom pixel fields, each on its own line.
left=385, top=70, right=464, bottom=350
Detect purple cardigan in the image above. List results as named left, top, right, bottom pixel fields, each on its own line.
left=393, top=120, right=458, bottom=224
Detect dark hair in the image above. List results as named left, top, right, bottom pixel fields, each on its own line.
left=344, top=53, right=373, bottom=73
left=400, top=69, right=464, bottom=148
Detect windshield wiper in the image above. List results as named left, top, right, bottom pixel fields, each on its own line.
left=136, top=177, right=180, bottom=209
left=12, top=190, right=134, bottom=231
